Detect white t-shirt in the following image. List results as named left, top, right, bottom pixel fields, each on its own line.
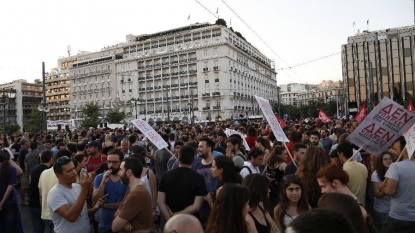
left=371, top=170, right=391, bottom=213
left=47, top=183, right=90, bottom=233
left=240, top=161, right=260, bottom=178
left=385, top=160, right=415, bottom=221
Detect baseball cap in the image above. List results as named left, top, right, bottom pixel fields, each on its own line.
left=86, top=140, right=100, bottom=148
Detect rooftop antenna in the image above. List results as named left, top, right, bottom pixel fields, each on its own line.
left=67, top=45, right=71, bottom=57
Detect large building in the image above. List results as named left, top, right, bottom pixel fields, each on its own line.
left=58, top=22, right=278, bottom=125
left=342, top=26, right=415, bottom=113
left=0, top=79, right=43, bottom=131
left=45, top=68, right=71, bottom=121
left=297, top=80, right=343, bottom=106
left=279, top=83, right=317, bottom=106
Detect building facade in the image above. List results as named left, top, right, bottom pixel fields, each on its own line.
left=45, top=68, right=71, bottom=121
left=58, top=22, right=277, bottom=125
left=342, top=26, right=415, bottom=113
left=0, top=79, right=42, bottom=131
left=279, top=83, right=317, bottom=106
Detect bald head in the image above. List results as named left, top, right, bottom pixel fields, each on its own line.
left=163, top=214, right=203, bottom=233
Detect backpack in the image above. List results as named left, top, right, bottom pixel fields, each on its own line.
left=242, top=165, right=253, bottom=174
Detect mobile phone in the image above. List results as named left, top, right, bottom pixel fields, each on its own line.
left=102, top=194, right=109, bottom=198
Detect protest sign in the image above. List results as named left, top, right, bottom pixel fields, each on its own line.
left=47, top=120, right=75, bottom=130
left=131, top=119, right=168, bottom=149
left=255, top=96, right=289, bottom=142
left=225, top=128, right=250, bottom=151
left=318, top=109, right=332, bottom=123
left=353, top=102, right=367, bottom=124
left=404, top=123, right=415, bottom=160
left=347, top=97, right=415, bottom=156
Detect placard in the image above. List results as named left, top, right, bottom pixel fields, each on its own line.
left=131, top=119, right=168, bottom=149
left=404, top=123, right=415, bottom=160
left=255, top=96, right=289, bottom=142
left=347, top=97, right=415, bottom=156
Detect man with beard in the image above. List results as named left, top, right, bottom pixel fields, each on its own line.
left=308, top=130, right=323, bottom=148
left=225, top=137, right=246, bottom=161
left=47, top=155, right=105, bottom=233
left=93, top=149, right=128, bottom=233
left=86, top=140, right=107, bottom=173
left=320, top=129, right=333, bottom=154
left=193, top=137, right=218, bottom=225
left=112, top=157, right=153, bottom=232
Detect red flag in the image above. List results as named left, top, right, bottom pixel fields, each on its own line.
left=318, top=109, right=332, bottom=123
left=353, top=102, right=367, bottom=124
left=276, top=115, right=286, bottom=128
left=409, top=100, right=415, bottom=112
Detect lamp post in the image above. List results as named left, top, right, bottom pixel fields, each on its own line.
left=130, top=98, right=139, bottom=119
left=216, top=101, right=221, bottom=120
left=207, top=100, right=211, bottom=121
left=187, top=103, right=193, bottom=124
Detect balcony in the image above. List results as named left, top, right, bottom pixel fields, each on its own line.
left=170, top=61, right=178, bottom=65
left=140, top=111, right=146, bottom=114
left=127, top=78, right=132, bottom=82
left=213, top=66, right=219, bottom=71
left=212, top=92, right=221, bottom=96
left=172, top=96, right=180, bottom=100
left=203, top=67, right=209, bottom=72
left=179, top=59, right=187, bottom=63
left=162, top=62, right=170, bottom=66
left=139, top=88, right=146, bottom=91
left=180, top=83, right=188, bottom=87
left=146, top=87, right=153, bottom=90
left=156, top=110, right=162, bottom=113
left=147, top=111, right=154, bottom=114
left=202, top=107, right=210, bottom=110
left=189, top=57, right=197, bottom=62
left=154, top=74, right=162, bottom=79
left=120, top=79, right=125, bottom=83
left=162, top=85, right=171, bottom=88
left=189, top=81, right=198, bottom=86
left=140, top=99, right=146, bottom=102
left=147, top=98, right=154, bottom=102
left=145, top=76, right=153, bottom=80
left=179, top=71, right=187, bottom=76
left=213, top=106, right=221, bottom=110
left=171, top=84, right=179, bottom=88
left=202, top=93, right=210, bottom=98
left=155, top=97, right=162, bottom=101
left=171, top=72, right=178, bottom=77
left=189, top=69, right=197, bottom=74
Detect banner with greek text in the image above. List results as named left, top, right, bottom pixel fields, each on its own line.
left=131, top=119, right=168, bottom=150
left=347, top=97, right=415, bottom=156
left=255, top=96, right=289, bottom=142
left=318, top=109, right=332, bottom=123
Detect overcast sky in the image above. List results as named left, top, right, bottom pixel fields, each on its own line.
left=0, top=0, right=412, bottom=85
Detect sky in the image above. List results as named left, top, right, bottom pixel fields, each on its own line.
left=0, top=0, right=413, bottom=85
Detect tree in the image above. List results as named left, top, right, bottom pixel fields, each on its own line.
left=4, top=124, right=20, bottom=135
left=23, top=108, right=44, bottom=133
left=80, top=103, right=101, bottom=129
left=215, top=18, right=227, bottom=27
left=105, top=108, right=126, bottom=123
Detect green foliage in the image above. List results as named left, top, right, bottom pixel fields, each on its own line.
left=105, top=108, right=126, bottom=123
left=274, top=99, right=339, bottom=120
left=234, top=31, right=246, bottom=41
left=23, top=108, right=44, bottom=133
left=4, top=124, right=20, bottom=135
left=80, top=103, right=101, bottom=128
left=215, top=18, right=227, bottom=27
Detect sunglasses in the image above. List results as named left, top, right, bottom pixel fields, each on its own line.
left=56, top=156, right=71, bottom=164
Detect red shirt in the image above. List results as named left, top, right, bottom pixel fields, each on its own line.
left=86, top=154, right=107, bottom=173
left=245, top=136, right=257, bottom=149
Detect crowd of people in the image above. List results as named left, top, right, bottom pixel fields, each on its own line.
left=0, top=117, right=414, bottom=233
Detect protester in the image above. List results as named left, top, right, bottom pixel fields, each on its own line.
left=318, top=193, right=369, bottom=233
left=72, top=153, right=88, bottom=184
left=240, top=148, right=265, bottom=178
left=242, top=174, right=278, bottom=233
left=245, top=126, right=257, bottom=149
left=297, top=146, right=328, bottom=207
left=255, top=137, right=271, bottom=166
left=111, top=157, right=153, bottom=232
left=320, top=128, right=333, bottom=154
left=205, top=184, right=250, bottom=233
left=164, top=214, right=204, bottom=233
left=86, top=140, right=107, bottom=173
left=274, top=174, right=310, bottom=232
left=284, top=143, right=307, bottom=176
left=18, top=138, right=30, bottom=205
left=371, top=151, right=393, bottom=231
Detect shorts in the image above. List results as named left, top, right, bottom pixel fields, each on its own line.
left=20, top=175, right=30, bottom=189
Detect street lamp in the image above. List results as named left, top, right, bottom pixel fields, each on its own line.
left=1, top=92, right=8, bottom=132
left=207, top=100, right=211, bottom=121
left=130, top=98, right=139, bottom=119
left=187, top=103, right=193, bottom=124
left=216, top=101, right=221, bottom=120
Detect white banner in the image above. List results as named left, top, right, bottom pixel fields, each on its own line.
left=347, top=97, right=415, bottom=156
left=254, top=96, right=289, bottom=142
left=131, top=119, right=168, bottom=150
left=404, top=123, right=415, bottom=160
left=224, top=128, right=250, bottom=151
left=47, top=120, right=75, bottom=130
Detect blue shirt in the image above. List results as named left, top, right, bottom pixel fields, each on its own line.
left=93, top=173, right=128, bottom=230
left=192, top=161, right=218, bottom=193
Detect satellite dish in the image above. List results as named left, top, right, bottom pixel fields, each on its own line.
left=44, top=106, right=50, bottom=112
left=38, top=105, right=44, bottom=111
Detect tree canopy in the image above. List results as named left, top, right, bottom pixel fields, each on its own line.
left=23, top=108, right=44, bottom=133
left=105, top=108, right=126, bottom=123
left=80, top=103, right=101, bottom=128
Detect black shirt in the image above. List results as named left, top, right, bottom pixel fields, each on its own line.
left=19, top=148, right=29, bottom=171
left=159, top=167, right=207, bottom=214
left=28, top=164, right=49, bottom=208
left=284, top=161, right=298, bottom=176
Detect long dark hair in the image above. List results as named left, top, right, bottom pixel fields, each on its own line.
left=214, top=156, right=242, bottom=187
left=267, top=146, right=286, bottom=169
left=242, top=174, right=270, bottom=212
left=297, top=146, right=328, bottom=207
left=318, top=193, right=369, bottom=233
left=276, top=174, right=310, bottom=231
left=0, top=149, right=11, bottom=182
left=205, top=184, right=250, bottom=233
left=375, top=151, right=394, bottom=181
